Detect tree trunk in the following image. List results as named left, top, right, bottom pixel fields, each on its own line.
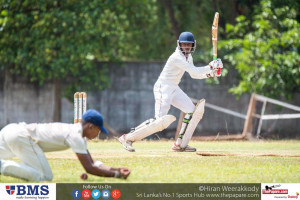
left=212, top=0, right=217, bottom=11
left=159, top=0, right=180, bottom=37
left=53, top=78, right=61, bottom=122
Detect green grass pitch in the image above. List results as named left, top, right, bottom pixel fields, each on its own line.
left=1, top=140, right=300, bottom=183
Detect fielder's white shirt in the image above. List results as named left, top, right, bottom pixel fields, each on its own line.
left=157, top=48, right=211, bottom=85
left=25, top=123, right=88, bottom=154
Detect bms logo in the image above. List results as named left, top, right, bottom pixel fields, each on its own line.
left=5, top=185, right=49, bottom=195
left=6, top=185, right=15, bottom=195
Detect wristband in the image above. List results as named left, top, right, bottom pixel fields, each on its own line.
left=114, top=171, right=121, bottom=178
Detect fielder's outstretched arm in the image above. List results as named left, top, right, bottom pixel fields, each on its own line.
left=76, top=152, right=130, bottom=179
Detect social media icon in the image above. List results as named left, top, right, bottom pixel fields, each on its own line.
left=111, top=189, right=121, bottom=199
left=82, top=189, right=91, bottom=199
left=91, top=189, right=101, bottom=199
left=72, top=189, right=81, bottom=199
left=102, top=189, right=111, bottom=199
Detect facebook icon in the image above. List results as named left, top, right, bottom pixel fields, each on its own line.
left=72, top=189, right=81, bottom=199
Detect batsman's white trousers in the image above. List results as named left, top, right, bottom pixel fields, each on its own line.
left=0, top=123, right=53, bottom=181
left=154, top=81, right=195, bottom=118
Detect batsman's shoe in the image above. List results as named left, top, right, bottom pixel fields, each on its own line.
left=172, top=143, right=196, bottom=152
left=172, top=143, right=184, bottom=152
left=118, top=134, right=135, bottom=152
left=184, top=145, right=197, bottom=152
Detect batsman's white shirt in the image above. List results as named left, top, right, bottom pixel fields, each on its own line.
left=154, top=48, right=211, bottom=117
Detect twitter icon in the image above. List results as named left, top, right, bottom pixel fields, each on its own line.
left=91, top=189, right=101, bottom=199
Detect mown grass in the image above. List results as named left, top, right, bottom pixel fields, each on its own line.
left=1, top=140, right=300, bottom=183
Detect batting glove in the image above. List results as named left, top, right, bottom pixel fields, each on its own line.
left=207, top=68, right=222, bottom=78
left=209, top=58, right=223, bottom=70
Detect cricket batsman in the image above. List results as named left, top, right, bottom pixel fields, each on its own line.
left=0, top=109, right=130, bottom=181
left=119, top=32, right=223, bottom=152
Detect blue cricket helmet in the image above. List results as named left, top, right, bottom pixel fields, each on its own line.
left=178, top=32, right=195, bottom=43
left=177, top=32, right=196, bottom=54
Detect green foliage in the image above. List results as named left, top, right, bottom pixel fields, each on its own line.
left=0, top=0, right=157, bottom=91
left=1, top=0, right=283, bottom=94
left=220, top=0, right=300, bottom=99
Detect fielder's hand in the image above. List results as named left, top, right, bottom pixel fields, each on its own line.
left=119, top=167, right=131, bottom=179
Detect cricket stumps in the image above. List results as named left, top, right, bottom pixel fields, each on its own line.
left=74, top=92, right=87, bottom=123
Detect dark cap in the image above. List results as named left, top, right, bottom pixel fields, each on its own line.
left=178, top=32, right=195, bottom=43
left=82, top=109, right=108, bottom=134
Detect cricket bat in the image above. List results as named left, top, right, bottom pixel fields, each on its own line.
left=212, top=12, right=221, bottom=76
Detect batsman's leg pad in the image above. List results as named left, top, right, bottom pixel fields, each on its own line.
left=175, top=113, right=192, bottom=146
left=126, top=115, right=176, bottom=142
left=180, top=99, right=205, bottom=148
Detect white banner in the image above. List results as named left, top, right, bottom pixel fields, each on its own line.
left=262, top=183, right=300, bottom=200
left=0, top=183, right=56, bottom=200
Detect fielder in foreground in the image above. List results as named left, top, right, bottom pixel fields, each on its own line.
left=119, top=32, right=223, bottom=152
left=0, top=109, right=130, bottom=181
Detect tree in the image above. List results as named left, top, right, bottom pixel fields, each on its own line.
left=153, top=0, right=261, bottom=63
left=0, top=0, right=157, bottom=120
left=220, top=0, right=300, bottom=99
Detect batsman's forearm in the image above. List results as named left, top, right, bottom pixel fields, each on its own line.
left=187, top=65, right=211, bottom=79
